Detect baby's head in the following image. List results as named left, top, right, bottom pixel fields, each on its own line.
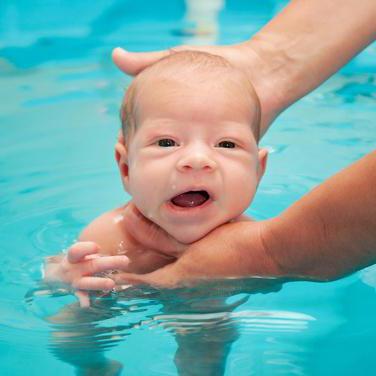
left=116, top=51, right=267, bottom=244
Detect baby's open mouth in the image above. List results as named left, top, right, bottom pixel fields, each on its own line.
left=171, top=190, right=210, bottom=208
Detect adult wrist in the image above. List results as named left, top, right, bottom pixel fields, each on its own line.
left=259, top=215, right=315, bottom=280
left=262, top=213, right=339, bottom=282
left=237, top=38, right=290, bottom=135
left=257, top=217, right=290, bottom=277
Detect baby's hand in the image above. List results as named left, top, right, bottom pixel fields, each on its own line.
left=44, top=241, right=129, bottom=307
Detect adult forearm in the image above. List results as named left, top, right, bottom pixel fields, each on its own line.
left=244, top=0, right=376, bottom=135
left=264, top=151, right=376, bottom=280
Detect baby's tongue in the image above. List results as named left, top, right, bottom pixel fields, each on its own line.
left=171, top=191, right=209, bottom=208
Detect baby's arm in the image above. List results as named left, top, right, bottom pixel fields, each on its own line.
left=44, top=206, right=174, bottom=305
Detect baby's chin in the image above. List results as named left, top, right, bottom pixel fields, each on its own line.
left=157, top=213, right=246, bottom=244
left=175, top=231, right=210, bottom=244
left=173, top=231, right=209, bottom=245
left=161, top=222, right=221, bottom=245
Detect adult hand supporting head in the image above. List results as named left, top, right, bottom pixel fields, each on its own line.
left=112, top=44, right=279, bottom=136
left=111, top=0, right=376, bottom=288
left=113, top=1, right=376, bottom=138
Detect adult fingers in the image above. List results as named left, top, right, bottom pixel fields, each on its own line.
left=113, top=44, right=248, bottom=79
left=73, top=276, right=115, bottom=291
left=112, top=272, right=152, bottom=287
left=112, top=45, right=207, bottom=76
left=67, top=242, right=99, bottom=263
left=113, top=264, right=180, bottom=289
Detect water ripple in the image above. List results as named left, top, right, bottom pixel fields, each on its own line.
left=149, top=310, right=315, bottom=335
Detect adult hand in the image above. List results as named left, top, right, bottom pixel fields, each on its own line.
left=115, top=151, right=376, bottom=289
left=113, top=213, right=284, bottom=290
left=113, top=0, right=376, bottom=137
left=112, top=43, right=277, bottom=133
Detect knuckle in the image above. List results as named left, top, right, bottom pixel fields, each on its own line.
left=86, top=259, right=97, bottom=275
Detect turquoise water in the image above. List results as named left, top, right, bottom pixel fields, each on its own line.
left=1, top=1, right=375, bottom=375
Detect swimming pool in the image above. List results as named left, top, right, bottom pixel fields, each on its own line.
left=0, top=0, right=375, bottom=375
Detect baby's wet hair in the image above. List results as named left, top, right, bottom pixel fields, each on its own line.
left=120, top=50, right=261, bottom=142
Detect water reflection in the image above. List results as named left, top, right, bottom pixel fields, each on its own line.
left=26, top=278, right=287, bottom=375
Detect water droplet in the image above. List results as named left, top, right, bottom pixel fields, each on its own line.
left=113, top=214, right=124, bottom=224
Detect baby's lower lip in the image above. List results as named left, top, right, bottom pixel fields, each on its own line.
left=165, top=198, right=213, bottom=214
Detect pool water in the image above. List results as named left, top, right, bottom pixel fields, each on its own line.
left=0, top=1, right=375, bottom=375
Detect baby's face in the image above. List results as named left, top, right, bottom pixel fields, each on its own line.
left=117, top=78, right=267, bottom=244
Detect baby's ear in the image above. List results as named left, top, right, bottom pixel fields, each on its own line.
left=257, top=148, right=268, bottom=181
left=115, top=135, right=130, bottom=192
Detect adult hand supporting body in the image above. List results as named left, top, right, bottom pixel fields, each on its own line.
left=112, top=0, right=376, bottom=287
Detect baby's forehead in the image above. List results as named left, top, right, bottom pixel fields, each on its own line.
left=132, top=67, right=257, bottom=107
left=132, top=50, right=250, bottom=89
left=122, top=51, right=260, bottom=140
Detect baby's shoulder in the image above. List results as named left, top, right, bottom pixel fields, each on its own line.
left=79, top=206, right=129, bottom=255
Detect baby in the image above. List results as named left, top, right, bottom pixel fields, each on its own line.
left=45, top=50, right=268, bottom=303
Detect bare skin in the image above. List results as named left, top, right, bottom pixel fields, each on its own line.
left=42, top=2, right=376, bottom=375
left=106, top=0, right=376, bottom=286
left=49, top=150, right=376, bottom=292
left=44, top=203, right=182, bottom=306
left=44, top=201, right=250, bottom=305
left=45, top=0, right=376, bottom=294
left=113, top=0, right=376, bottom=135
left=113, top=151, right=376, bottom=288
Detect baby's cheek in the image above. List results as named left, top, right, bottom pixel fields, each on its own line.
left=127, top=177, right=150, bottom=209
left=230, top=175, right=258, bottom=210
left=132, top=186, right=164, bottom=223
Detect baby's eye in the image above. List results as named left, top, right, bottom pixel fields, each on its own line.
left=218, top=140, right=236, bottom=148
left=158, top=139, right=176, bottom=147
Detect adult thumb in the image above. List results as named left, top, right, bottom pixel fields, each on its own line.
left=112, top=47, right=170, bottom=76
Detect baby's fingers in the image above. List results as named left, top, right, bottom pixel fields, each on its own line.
left=73, top=276, right=115, bottom=291
left=75, top=290, right=91, bottom=308
left=67, top=242, right=100, bottom=263
left=84, top=255, right=130, bottom=275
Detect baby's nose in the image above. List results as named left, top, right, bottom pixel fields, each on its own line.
left=177, top=151, right=217, bottom=172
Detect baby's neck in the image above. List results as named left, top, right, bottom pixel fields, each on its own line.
left=165, top=213, right=253, bottom=246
